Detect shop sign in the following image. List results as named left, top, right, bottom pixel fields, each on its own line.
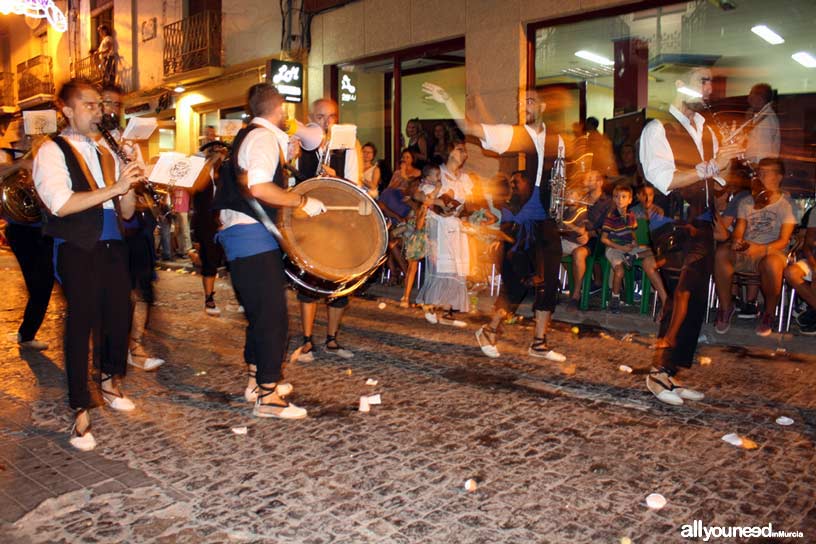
left=340, top=74, right=357, bottom=103
left=267, top=60, right=303, bottom=103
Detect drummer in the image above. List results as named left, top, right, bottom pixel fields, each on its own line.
left=292, top=98, right=362, bottom=362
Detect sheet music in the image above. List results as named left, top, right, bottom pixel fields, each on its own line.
left=121, top=117, right=158, bottom=140
left=328, top=124, right=357, bottom=150
left=23, top=110, right=57, bottom=135
left=147, top=152, right=207, bottom=188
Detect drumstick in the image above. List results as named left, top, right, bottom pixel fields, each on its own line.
left=323, top=201, right=374, bottom=215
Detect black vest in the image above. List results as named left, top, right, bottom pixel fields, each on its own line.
left=520, top=129, right=558, bottom=211
left=298, top=147, right=346, bottom=183
left=662, top=119, right=716, bottom=221
left=41, top=136, right=105, bottom=250
left=212, top=124, right=286, bottom=223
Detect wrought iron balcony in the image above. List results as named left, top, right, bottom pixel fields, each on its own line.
left=72, top=54, right=104, bottom=87
left=0, top=72, right=14, bottom=109
left=163, top=10, right=223, bottom=80
left=17, top=55, right=55, bottom=103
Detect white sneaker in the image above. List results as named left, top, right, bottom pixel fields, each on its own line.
left=646, top=372, right=684, bottom=406
left=475, top=326, right=500, bottom=358
left=668, top=376, right=705, bottom=401
left=424, top=311, right=438, bottom=324
left=253, top=400, right=307, bottom=419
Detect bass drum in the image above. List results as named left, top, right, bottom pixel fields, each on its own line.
left=277, top=176, right=388, bottom=299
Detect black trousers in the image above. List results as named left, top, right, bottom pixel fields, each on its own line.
left=655, top=222, right=714, bottom=374
left=229, top=250, right=288, bottom=384
left=496, top=219, right=562, bottom=314
left=58, top=241, right=131, bottom=409
left=5, top=223, right=54, bottom=342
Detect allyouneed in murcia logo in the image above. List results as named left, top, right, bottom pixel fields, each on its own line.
left=680, top=520, right=804, bottom=541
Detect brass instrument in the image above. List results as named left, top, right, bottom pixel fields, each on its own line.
left=95, top=123, right=171, bottom=219
left=548, top=146, right=567, bottom=223
left=0, top=151, right=43, bottom=224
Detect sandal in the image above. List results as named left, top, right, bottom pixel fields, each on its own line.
left=69, top=408, right=96, bottom=451
left=475, top=325, right=500, bottom=358
left=325, top=335, right=354, bottom=359
left=295, top=336, right=315, bottom=363
left=245, top=365, right=292, bottom=402
left=528, top=336, right=566, bottom=362
left=253, top=383, right=307, bottom=419
left=101, top=374, right=136, bottom=412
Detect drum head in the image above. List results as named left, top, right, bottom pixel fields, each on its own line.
left=279, top=177, right=388, bottom=283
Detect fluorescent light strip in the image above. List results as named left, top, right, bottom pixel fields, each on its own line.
left=574, top=50, right=614, bottom=66
left=678, top=86, right=702, bottom=98
left=792, top=52, right=816, bottom=68
left=751, top=25, right=784, bottom=45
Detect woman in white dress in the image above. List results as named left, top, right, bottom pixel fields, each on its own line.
left=416, top=140, right=473, bottom=326
left=361, top=142, right=381, bottom=199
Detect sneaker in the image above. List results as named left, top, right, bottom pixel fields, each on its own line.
left=667, top=376, right=705, bottom=401
left=800, top=321, right=816, bottom=336
left=589, top=283, right=602, bottom=296
left=796, top=308, right=816, bottom=327
left=528, top=337, right=566, bottom=362
left=646, top=371, right=684, bottom=406
left=17, top=334, right=48, bottom=351
left=475, top=326, right=500, bottom=358
left=738, top=301, right=759, bottom=319
left=714, top=305, right=737, bottom=335
left=205, top=293, right=221, bottom=316
left=609, top=295, right=621, bottom=314
left=755, top=313, right=773, bottom=337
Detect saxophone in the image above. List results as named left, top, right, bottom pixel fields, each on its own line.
left=548, top=148, right=567, bottom=224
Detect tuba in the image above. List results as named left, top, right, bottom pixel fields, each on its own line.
left=0, top=154, right=43, bottom=224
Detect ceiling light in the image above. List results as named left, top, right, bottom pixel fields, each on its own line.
left=751, top=25, right=784, bottom=45
left=173, top=85, right=186, bottom=93
left=792, top=52, right=816, bottom=68
left=574, top=50, right=614, bottom=66
left=678, top=86, right=702, bottom=98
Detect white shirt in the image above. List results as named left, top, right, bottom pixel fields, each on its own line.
left=745, top=104, right=780, bottom=163
left=33, top=131, right=120, bottom=215
left=639, top=105, right=721, bottom=196
left=220, top=117, right=287, bottom=228
left=479, top=122, right=564, bottom=187
left=439, top=164, right=473, bottom=204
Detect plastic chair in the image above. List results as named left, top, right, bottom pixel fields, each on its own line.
left=627, top=221, right=654, bottom=314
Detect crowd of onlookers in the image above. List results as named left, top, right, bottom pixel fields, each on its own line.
left=370, top=118, right=816, bottom=337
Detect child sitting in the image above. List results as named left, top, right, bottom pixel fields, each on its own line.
left=560, top=187, right=590, bottom=310
left=601, top=185, right=638, bottom=313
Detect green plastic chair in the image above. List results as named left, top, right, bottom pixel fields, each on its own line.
left=625, top=220, right=654, bottom=314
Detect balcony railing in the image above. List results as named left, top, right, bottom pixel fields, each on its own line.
left=17, top=55, right=55, bottom=103
left=73, top=54, right=104, bottom=87
left=0, top=72, right=14, bottom=107
left=163, top=10, right=222, bottom=79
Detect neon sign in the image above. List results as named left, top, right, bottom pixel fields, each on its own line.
left=266, top=60, right=303, bottom=103
left=0, top=0, right=68, bottom=33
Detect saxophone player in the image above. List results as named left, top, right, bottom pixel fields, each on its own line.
left=423, top=83, right=566, bottom=362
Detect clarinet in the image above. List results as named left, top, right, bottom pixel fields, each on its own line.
left=701, top=102, right=757, bottom=182
left=96, top=123, right=170, bottom=219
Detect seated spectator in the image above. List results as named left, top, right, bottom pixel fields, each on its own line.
left=361, top=142, right=381, bottom=199
left=389, top=148, right=421, bottom=190
left=631, top=183, right=665, bottom=222
left=783, top=206, right=816, bottom=335
left=560, top=187, right=590, bottom=311
left=379, top=174, right=419, bottom=283
left=601, top=185, right=638, bottom=313
left=629, top=183, right=669, bottom=314
left=400, top=164, right=442, bottom=307
left=584, top=170, right=614, bottom=293
left=714, top=158, right=797, bottom=336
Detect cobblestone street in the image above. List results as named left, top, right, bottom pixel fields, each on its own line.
left=0, top=251, right=814, bottom=543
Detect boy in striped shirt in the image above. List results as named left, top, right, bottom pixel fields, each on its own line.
left=601, top=185, right=637, bottom=313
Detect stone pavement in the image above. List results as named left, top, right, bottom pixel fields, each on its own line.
left=0, top=251, right=814, bottom=543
